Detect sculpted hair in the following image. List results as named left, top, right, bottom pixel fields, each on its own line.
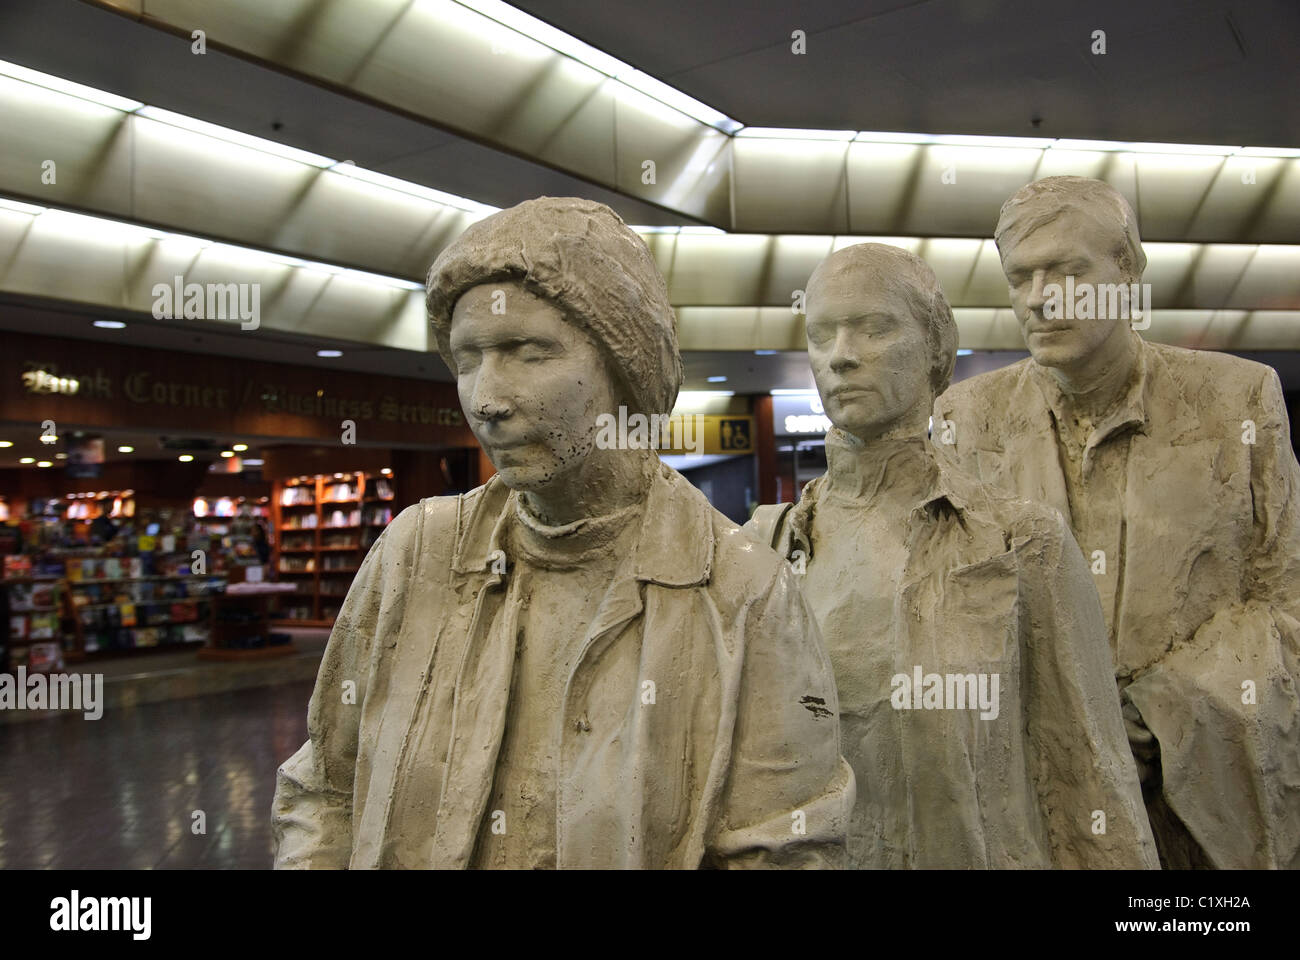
left=806, top=243, right=958, bottom=398
left=425, top=196, right=682, bottom=416
left=994, top=176, right=1147, bottom=281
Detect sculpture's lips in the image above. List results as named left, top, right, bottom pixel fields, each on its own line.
left=1027, top=325, right=1072, bottom=335
left=828, top=386, right=870, bottom=399
left=483, top=438, right=532, bottom=454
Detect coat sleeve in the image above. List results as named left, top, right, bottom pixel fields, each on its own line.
left=1019, top=509, right=1160, bottom=868
left=270, top=504, right=423, bottom=869
left=1124, top=366, right=1300, bottom=868
left=705, top=559, right=855, bottom=869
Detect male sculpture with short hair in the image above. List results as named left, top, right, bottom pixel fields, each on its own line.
left=272, top=197, right=852, bottom=869
left=746, top=242, right=1157, bottom=868
left=935, top=176, right=1300, bottom=868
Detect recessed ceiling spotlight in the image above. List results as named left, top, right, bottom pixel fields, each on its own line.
left=0, top=441, right=11, bottom=448
left=118, top=445, right=134, bottom=453
left=36, top=460, right=53, bottom=468
left=19, top=457, right=35, bottom=464
left=221, top=450, right=234, bottom=458
left=232, top=443, right=248, bottom=452
left=178, top=455, right=194, bottom=462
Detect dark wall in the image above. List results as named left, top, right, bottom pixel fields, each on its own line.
left=678, top=455, right=755, bottom=526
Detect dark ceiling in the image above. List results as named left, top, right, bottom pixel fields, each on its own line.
left=516, top=0, right=1300, bottom=146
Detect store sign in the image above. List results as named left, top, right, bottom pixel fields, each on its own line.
left=773, top=393, right=832, bottom=436
left=5, top=332, right=479, bottom=449
left=16, top=359, right=464, bottom=426
left=21, top=368, right=80, bottom=395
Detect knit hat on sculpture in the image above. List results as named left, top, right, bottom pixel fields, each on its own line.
left=426, top=196, right=683, bottom=416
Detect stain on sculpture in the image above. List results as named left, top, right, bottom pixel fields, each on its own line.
left=746, top=242, right=1157, bottom=868
left=935, top=176, right=1300, bottom=869
left=271, top=196, right=852, bottom=869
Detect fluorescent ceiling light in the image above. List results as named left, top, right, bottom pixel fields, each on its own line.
left=12, top=197, right=432, bottom=291
left=854, top=131, right=937, bottom=144
left=135, top=106, right=335, bottom=167
left=93, top=320, right=126, bottom=329
left=930, top=134, right=1055, bottom=149
left=330, top=163, right=498, bottom=215
left=957, top=348, right=974, bottom=356
left=1127, top=142, right=1238, bottom=156
left=339, top=267, right=424, bottom=291
left=0, top=59, right=143, bottom=112
left=678, top=390, right=735, bottom=398
left=1237, top=146, right=1300, bottom=158
left=1048, top=139, right=1136, bottom=152
left=753, top=350, right=778, bottom=356
left=454, top=0, right=631, bottom=77
left=449, top=1, right=740, bottom=132
left=317, top=349, right=343, bottom=358
left=41, top=207, right=168, bottom=244
left=771, top=388, right=818, bottom=395
left=0, top=197, right=46, bottom=216
left=739, top=127, right=856, bottom=141
left=620, top=71, right=741, bottom=132
left=706, top=376, right=728, bottom=383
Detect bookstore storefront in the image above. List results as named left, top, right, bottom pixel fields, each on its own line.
left=0, top=332, right=478, bottom=673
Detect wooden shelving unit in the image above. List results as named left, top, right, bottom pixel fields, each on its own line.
left=270, top=470, right=395, bottom=628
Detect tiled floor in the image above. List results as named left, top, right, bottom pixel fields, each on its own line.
left=0, top=679, right=314, bottom=869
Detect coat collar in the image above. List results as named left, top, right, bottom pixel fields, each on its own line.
left=451, top=463, right=714, bottom=587
left=1029, top=334, right=1153, bottom=458
left=789, top=429, right=974, bottom=559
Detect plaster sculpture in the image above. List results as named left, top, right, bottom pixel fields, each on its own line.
left=934, top=176, right=1300, bottom=869
left=271, top=196, right=853, bottom=869
left=745, top=243, right=1158, bottom=868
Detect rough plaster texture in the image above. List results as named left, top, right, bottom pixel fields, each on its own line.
left=747, top=243, right=1158, bottom=868
left=935, top=177, right=1300, bottom=868
left=272, top=197, right=852, bottom=868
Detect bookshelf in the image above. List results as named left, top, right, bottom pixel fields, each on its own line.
left=270, top=470, right=395, bottom=627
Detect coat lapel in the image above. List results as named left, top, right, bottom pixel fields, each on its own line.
left=1000, top=369, right=1072, bottom=522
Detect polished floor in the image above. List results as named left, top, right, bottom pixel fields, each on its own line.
left=0, top=679, right=313, bottom=869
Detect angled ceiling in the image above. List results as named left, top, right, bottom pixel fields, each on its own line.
left=514, top=0, right=1300, bottom=146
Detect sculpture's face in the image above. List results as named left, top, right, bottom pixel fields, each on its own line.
left=1000, top=209, right=1132, bottom=370
left=806, top=267, right=932, bottom=443
left=449, top=281, right=618, bottom=492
